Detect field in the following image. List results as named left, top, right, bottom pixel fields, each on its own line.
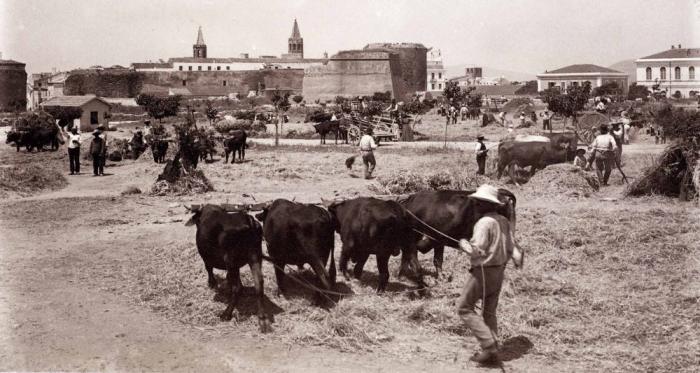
left=0, top=123, right=698, bottom=372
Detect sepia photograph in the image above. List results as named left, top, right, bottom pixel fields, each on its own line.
left=0, top=0, right=698, bottom=371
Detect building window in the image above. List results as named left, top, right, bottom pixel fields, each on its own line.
left=223, top=80, right=227, bottom=86
left=548, top=82, right=555, bottom=88
left=179, top=66, right=183, bottom=71
left=198, top=66, right=202, bottom=71
left=182, top=80, right=187, bottom=86
left=690, top=66, right=696, bottom=80
left=207, top=66, right=212, bottom=71
left=431, top=83, right=435, bottom=90
left=431, top=73, right=435, bottom=80
left=674, top=66, right=681, bottom=80
left=226, top=66, right=230, bottom=70
left=188, top=66, right=192, bottom=71
left=660, top=67, right=666, bottom=80
left=438, top=73, right=442, bottom=79
left=90, top=111, right=98, bottom=125
left=572, top=81, right=579, bottom=87
left=560, top=82, right=566, bottom=89
left=645, top=67, right=652, bottom=80
left=438, top=83, right=442, bottom=89
left=217, top=66, right=221, bottom=71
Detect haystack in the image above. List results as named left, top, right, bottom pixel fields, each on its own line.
left=502, top=97, right=533, bottom=113
left=150, top=155, right=214, bottom=196
left=626, top=143, right=698, bottom=200
left=525, top=163, right=599, bottom=198
left=511, top=104, right=535, bottom=119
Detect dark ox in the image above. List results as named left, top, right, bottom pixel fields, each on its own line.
left=6, top=130, right=30, bottom=152
left=496, top=132, right=577, bottom=184
left=6, top=128, right=59, bottom=152
left=400, top=189, right=517, bottom=279
left=150, top=139, right=169, bottom=163
left=327, top=197, right=425, bottom=292
left=185, top=205, right=271, bottom=333
left=255, top=199, right=336, bottom=301
left=224, top=130, right=247, bottom=164
left=313, top=120, right=348, bottom=145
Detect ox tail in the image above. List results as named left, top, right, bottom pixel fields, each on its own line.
left=329, top=245, right=337, bottom=286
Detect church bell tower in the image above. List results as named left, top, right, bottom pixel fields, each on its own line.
left=193, top=26, right=207, bottom=59
left=287, top=19, right=303, bottom=59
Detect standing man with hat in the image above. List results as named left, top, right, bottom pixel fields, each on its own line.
left=541, top=110, right=552, bottom=131
left=475, top=135, right=488, bottom=175
left=358, top=128, right=377, bottom=179
left=89, top=130, right=106, bottom=176
left=587, top=124, right=618, bottom=186
left=456, top=184, right=522, bottom=365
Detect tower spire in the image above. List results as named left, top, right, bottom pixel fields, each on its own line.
left=196, top=26, right=205, bottom=45
left=291, top=19, right=301, bottom=39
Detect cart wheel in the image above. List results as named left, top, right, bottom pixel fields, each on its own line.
left=348, top=127, right=361, bottom=145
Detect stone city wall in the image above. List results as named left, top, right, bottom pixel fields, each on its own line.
left=0, top=64, right=28, bottom=111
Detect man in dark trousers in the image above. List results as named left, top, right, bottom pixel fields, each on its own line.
left=457, top=184, right=522, bottom=365
left=64, top=126, right=81, bottom=175
left=475, top=135, right=488, bottom=175
left=89, top=131, right=105, bottom=176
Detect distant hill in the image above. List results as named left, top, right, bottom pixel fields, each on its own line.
left=445, top=65, right=536, bottom=82
left=609, top=59, right=637, bottom=82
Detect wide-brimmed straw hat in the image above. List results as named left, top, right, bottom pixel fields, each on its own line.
left=471, top=184, right=503, bottom=205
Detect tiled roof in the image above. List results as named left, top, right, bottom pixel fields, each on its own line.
left=639, top=48, right=700, bottom=59
left=544, top=64, right=623, bottom=74
left=40, top=95, right=110, bottom=107
left=168, top=57, right=325, bottom=64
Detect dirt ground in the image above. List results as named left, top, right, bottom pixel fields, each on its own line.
left=0, top=127, right=698, bottom=372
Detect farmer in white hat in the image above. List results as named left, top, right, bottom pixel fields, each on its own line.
left=456, top=184, right=521, bottom=365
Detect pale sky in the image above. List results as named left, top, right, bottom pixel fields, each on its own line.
left=1, top=0, right=697, bottom=76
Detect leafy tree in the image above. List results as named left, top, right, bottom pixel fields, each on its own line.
left=655, top=105, right=700, bottom=141
left=442, top=81, right=467, bottom=107
left=43, top=106, right=83, bottom=128
left=465, top=88, right=483, bottom=108
left=292, top=95, right=303, bottom=104
left=592, top=82, right=622, bottom=97
left=371, top=91, right=392, bottom=103
left=136, top=94, right=181, bottom=122
left=540, top=82, right=591, bottom=125
left=271, top=90, right=291, bottom=146
left=515, top=80, right=538, bottom=95
left=627, top=83, right=650, bottom=101
left=203, top=100, right=218, bottom=125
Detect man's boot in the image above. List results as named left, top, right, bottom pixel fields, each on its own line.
left=470, top=344, right=499, bottom=365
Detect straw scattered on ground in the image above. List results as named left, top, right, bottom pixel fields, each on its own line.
left=0, top=164, right=68, bottom=198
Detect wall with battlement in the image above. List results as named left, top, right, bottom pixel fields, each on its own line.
left=364, top=43, right=427, bottom=93
left=64, top=69, right=304, bottom=98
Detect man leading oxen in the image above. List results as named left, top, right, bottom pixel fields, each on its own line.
left=496, top=132, right=577, bottom=185
left=400, top=186, right=521, bottom=280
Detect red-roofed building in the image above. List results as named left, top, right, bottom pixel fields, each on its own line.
left=536, top=64, right=628, bottom=93
left=635, top=45, right=700, bottom=98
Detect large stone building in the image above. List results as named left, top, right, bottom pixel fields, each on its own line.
left=426, top=49, right=447, bottom=93
left=0, top=58, right=28, bottom=111
left=536, top=64, right=628, bottom=93
left=635, top=45, right=700, bottom=98
left=303, top=43, right=428, bottom=102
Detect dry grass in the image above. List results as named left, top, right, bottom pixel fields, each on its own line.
left=0, top=164, right=68, bottom=198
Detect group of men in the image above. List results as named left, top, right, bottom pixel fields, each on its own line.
left=60, top=123, right=109, bottom=176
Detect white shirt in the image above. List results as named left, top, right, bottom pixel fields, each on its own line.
left=67, top=133, right=81, bottom=149
left=359, top=135, right=377, bottom=151
left=589, top=134, right=618, bottom=152
left=331, top=114, right=337, bottom=121
left=475, top=141, right=487, bottom=155
left=143, top=126, right=152, bottom=137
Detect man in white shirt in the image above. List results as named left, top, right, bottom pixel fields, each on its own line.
left=64, top=127, right=81, bottom=175
left=620, top=112, right=631, bottom=145
left=498, top=112, right=505, bottom=126
left=587, top=124, right=618, bottom=186
left=358, top=129, right=378, bottom=179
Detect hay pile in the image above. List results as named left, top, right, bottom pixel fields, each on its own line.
left=626, top=143, right=698, bottom=200
left=369, top=170, right=505, bottom=195
left=525, top=163, right=599, bottom=197
left=0, top=165, right=68, bottom=197
left=150, top=170, right=213, bottom=196
left=502, top=97, right=533, bottom=113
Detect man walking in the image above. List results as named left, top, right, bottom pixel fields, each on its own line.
left=587, top=124, right=618, bottom=186
left=358, top=128, right=377, bottom=179
left=64, top=126, right=81, bottom=175
left=541, top=110, right=552, bottom=131
left=475, top=135, right=488, bottom=175
left=456, top=184, right=520, bottom=365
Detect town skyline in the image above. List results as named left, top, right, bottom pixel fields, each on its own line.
left=1, top=0, right=696, bottom=77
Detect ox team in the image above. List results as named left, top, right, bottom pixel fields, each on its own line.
left=185, top=184, right=523, bottom=366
